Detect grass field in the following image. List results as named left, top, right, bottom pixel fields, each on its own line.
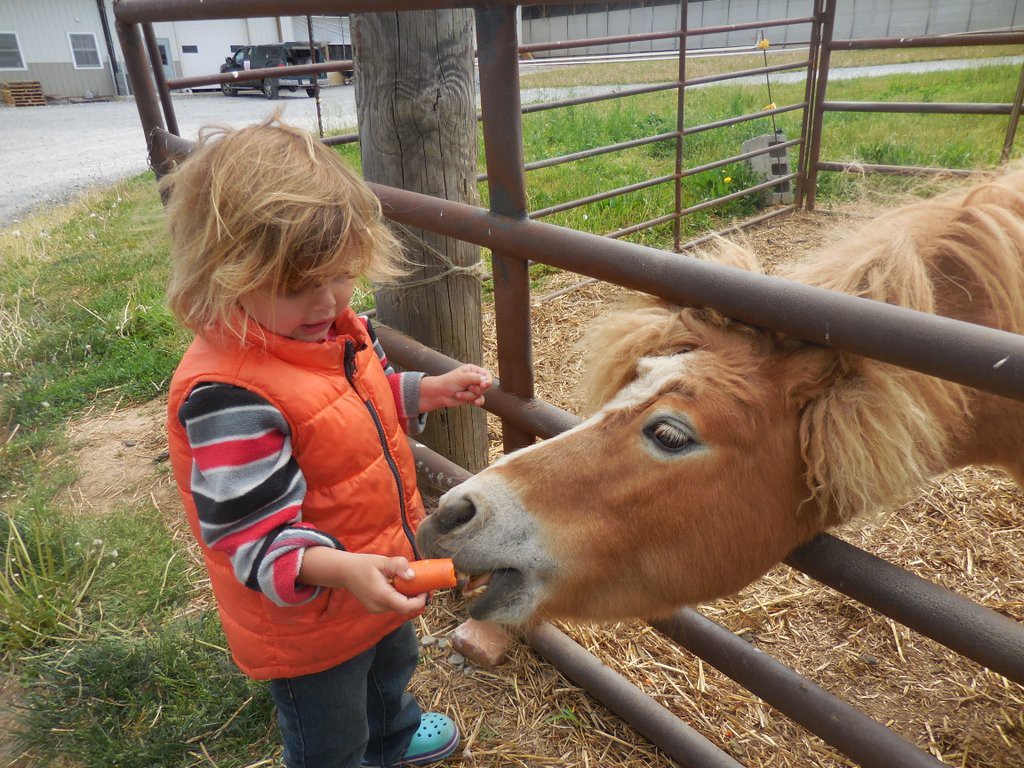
left=1, top=52, right=1021, bottom=767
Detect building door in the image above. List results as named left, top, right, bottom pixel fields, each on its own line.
left=155, top=37, right=175, bottom=79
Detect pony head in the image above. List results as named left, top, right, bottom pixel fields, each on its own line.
left=417, top=173, right=1024, bottom=625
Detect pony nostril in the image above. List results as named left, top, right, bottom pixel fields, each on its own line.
left=436, top=495, right=477, bottom=534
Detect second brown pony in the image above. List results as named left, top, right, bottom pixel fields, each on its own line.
left=417, top=170, right=1024, bottom=625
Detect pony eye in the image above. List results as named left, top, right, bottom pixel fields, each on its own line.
left=644, top=417, right=695, bottom=453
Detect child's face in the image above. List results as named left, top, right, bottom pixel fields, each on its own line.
left=240, top=276, right=357, bottom=342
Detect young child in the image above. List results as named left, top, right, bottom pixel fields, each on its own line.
left=161, top=116, right=492, bottom=768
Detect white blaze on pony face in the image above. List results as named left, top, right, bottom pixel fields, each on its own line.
left=605, top=354, right=708, bottom=462
left=606, top=354, right=692, bottom=411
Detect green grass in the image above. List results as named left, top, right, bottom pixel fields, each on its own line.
left=15, top=616, right=275, bottom=768
left=0, top=180, right=253, bottom=765
left=1, top=504, right=104, bottom=653
left=513, top=61, right=1021, bottom=248
left=0, top=177, right=189, bottom=435
left=1, top=58, right=1020, bottom=767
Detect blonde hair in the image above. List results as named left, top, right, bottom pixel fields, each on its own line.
left=160, top=115, right=405, bottom=334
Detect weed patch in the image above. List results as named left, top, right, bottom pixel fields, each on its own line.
left=15, top=617, right=276, bottom=768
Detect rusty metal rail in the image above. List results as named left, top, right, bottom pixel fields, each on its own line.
left=526, top=622, right=747, bottom=768
left=787, top=535, right=1024, bottom=684
left=115, top=0, right=581, bottom=24
left=166, top=60, right=354, bottom=92
left=371, top=182, right=1024, bottom=402
left=651, top=610, right=948, bottom=768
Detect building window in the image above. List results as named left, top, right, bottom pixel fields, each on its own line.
left=0, top=31, right=26, bottom=70
left=68, top=32, right=102, bottom=69
left=181, top=44, right=199, bottom=54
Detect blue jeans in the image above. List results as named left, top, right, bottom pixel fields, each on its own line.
left=269, top=623, right=422, bottom=768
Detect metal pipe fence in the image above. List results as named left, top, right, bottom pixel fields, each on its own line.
left=507, top=7, right=817, bottom=250
left=114, top=0, right=1024, bottom=765
left=805, top=0, right=1024, bottom=208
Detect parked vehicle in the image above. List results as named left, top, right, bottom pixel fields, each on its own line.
left=219, top=42, right=329, bottom=99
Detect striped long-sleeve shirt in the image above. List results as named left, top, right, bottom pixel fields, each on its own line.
left=178, top=317, right=425, bottom=607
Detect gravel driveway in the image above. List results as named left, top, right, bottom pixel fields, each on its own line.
left=0, top=86, right=360, bottom=226
left=0, top=76, right=616, bottom=227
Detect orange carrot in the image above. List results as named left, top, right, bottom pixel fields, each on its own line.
left=393, top=558, right=457, bottom=596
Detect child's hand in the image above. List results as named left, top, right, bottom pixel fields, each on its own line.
left=419, top=364, right=493, bottom=412
left=338, top=553, right=427, bottom=615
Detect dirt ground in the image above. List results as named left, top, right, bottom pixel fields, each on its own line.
left=54, top=204, right=1024, bottom=767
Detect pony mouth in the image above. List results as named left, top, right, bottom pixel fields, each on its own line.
left=456, top=568, right=528, bottom=622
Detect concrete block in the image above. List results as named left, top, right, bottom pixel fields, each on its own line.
left=742, top=130, right=794, bottom=204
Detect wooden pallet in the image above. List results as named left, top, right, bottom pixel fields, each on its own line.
left=2, top=81, right=46, bottom=107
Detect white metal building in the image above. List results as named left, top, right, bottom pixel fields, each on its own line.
left=0, top=1, right=350, bottom=100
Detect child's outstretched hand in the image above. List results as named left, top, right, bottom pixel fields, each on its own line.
left=337, top=553, right=427, bottom=615
left=419, top=364, right=493, bottom=411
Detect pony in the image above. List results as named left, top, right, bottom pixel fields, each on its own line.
left=416, top=169, right=1024, bottom=625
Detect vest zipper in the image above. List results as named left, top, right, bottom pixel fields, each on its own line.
left=344, top=339, right=420, bottom=558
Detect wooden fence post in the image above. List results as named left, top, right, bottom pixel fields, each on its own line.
left=352, top=9, right=489, bottom=477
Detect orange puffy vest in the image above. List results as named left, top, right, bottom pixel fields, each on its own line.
left=167, top=309, right=425, bottom=680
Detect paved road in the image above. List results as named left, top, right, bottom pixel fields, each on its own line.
left=1, top=56, right=1019, bottom=227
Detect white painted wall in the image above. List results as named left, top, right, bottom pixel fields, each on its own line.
left=0, top=0, right=104, bottom=65
left=165, top=19, right=252, bottom=80
left=0, top=0, right=116, bottom=96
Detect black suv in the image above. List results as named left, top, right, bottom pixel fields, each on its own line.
left=220, top=42, right=327, bottom=99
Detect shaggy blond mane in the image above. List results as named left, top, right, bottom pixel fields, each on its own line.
left=582, top=170, right=1024, bottom=524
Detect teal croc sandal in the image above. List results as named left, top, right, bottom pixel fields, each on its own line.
left=399, top=712, right=460, bottom=766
